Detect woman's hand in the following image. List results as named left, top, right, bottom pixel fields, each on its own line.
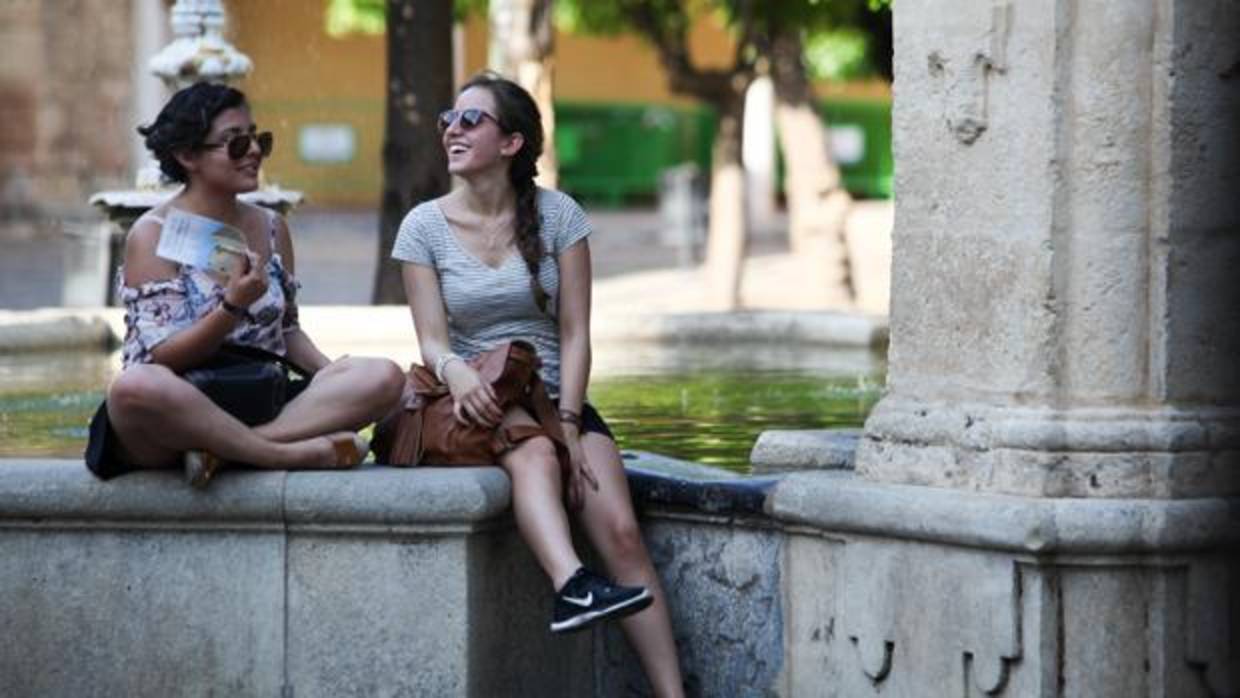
left=562, top=425, right=600, bottom=510
left=223, top=251, right=268, bottom=308
left=443, top=360, right=504, bottom=427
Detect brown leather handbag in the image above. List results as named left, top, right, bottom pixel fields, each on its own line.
left=372, top=340, right=570, bottom=471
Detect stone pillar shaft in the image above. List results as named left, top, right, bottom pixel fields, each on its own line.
left=857, top=0, right=1240, bottom=498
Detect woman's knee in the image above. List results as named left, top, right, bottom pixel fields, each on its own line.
left=332, top=356, right=406, bottom=411
left=107, top=364, right=180, bottom=417
left=505, top=436, right=560, bottom=480
left=373, top=358, right=407, bottom=404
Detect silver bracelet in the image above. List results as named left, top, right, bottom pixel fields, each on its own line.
left=433, top=353, right=463, bottom=382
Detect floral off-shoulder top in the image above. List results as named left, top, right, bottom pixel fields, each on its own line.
left=118, top=207, right=300, bottom=368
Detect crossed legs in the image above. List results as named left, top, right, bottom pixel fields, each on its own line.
left=107, top=357, right=403, bottom=470
left=498, top=408, right=685, bottom=698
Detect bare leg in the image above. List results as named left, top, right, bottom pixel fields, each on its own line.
left=577, top=432, right=685, bottom=698
left=107, top=364, right=349, bottom=470
left=255, top=357, right=404, bottom=442
left=497, top=408, right=583, bottom=590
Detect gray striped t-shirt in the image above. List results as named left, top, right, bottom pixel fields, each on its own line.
left=391, top=188, right=592, bottom=395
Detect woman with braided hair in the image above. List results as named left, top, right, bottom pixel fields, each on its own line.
left=393, top=73, right=685, bottom=694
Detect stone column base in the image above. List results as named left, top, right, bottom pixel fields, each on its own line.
left=769, top=472, right=1240, bottom=697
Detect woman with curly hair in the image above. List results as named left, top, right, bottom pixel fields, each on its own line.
left=85, top=82, right=404, bottom=485
left=393, top=73, right=685, bottom=695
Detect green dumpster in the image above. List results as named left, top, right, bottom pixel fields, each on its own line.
left=553, top=94, right=892, bottom=206
left=554, top=101, right=715, bottom=207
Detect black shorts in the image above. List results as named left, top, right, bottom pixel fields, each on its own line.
left=573, top=402, right=615, bottom=440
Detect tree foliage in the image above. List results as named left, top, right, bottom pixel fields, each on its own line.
left=324, top=0, right=890, bottom=82
left=324, top=0, right=480, bottom=36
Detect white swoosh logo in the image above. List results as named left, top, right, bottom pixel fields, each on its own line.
left=562, top=592, right=593, bottom=608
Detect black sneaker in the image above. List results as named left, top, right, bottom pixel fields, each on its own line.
left=550, top=568, right=654, bottom=634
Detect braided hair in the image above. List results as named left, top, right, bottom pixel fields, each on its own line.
left=137, top=82, right=247, bottom=184
left=460, top=72, right=549, bottom=312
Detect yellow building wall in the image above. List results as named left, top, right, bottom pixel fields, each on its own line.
left=222, top=2, right=886, bottom=206
left=225, top=0, right=386, bottom=207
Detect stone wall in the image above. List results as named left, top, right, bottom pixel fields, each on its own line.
left=0, top=462, right=593, bottom=698
left=2, top=458, right=1237, bottom=696
left=0, top=0, right=134, bottom=235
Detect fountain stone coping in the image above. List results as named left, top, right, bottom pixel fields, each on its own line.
left=770, top=470, right=1240, bottom=555
left=6, top=458, right=1236, bottom=556
left=0, top=460, right=511, bottom=531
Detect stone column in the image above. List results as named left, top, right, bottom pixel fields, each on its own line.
left=129, top=0, right=169, bottom=175
left=762, top=2, right=1240, bottom=695
left=857, top=0, right=1240, bottom=499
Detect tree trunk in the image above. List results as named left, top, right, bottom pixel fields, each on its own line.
left=372, top=0, right=454, bottom=304
left=770, top=28, right=854, bottom=307
left=488, top=0, right=558, bottom=189
left=703, top=92, right=748, bottom=311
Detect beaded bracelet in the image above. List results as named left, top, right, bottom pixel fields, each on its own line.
left=433, top=353, right=463, bottom=382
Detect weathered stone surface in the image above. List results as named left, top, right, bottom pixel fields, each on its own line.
left=859, top=0, right=1240, bottom=498
left=598, top=517, right=785, bottom=698
left=1, top=528, right=285, bottom=698
left=285, top=534, right=472, bottom=697
left=0, top=462, right=590, bottom=697
left=0, top=0, right=133, bottom=221
left=284, top=465, right=511, bottom=527
left=769, top=471, right=1240, bottom=554
left=625, top=451, right=777, bottom=516
left=750, top=428, right=859, bottom=472
left=778, top=533, right=843, bottom=696
left=3, top=459, right=1238, bottom=697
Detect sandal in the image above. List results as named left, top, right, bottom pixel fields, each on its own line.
left=329, top=432, right=369, bottom=468
left=184, top=450, right=223, bottom=489
left=184, top=434, right=365, bottom=489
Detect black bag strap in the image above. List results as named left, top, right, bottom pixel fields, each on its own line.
left=210, top=343, right=314, bottom=380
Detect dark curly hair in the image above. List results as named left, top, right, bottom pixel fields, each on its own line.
left=460, top=72, right=549, bottom=312
left=136, top=82, right=248, bottom=184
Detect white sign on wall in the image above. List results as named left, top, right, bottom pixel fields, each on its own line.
left=298, top=124, right=357, bottom=164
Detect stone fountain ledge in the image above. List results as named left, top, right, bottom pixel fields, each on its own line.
left=3, top=454, right=1238, bottom=696
left=0, top=306, right=888, bottom=353
left=0, top=453, right=795, bottom=696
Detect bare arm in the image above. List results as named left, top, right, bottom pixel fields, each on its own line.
left=272, top=214, right=330, bottom=372
left=556, top=238, right=600, bottom=505
left=124, top=219, right=250, bottom=373
left=402, top=263, right=455, bottom=370
left=556, top=239, right=593, bottom=418
left=402, top=262, right=503, bottom=426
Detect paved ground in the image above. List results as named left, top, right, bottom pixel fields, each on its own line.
left=1, top=202, right=892, bottom=315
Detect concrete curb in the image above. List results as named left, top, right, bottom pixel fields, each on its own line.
left=0, top=309, right=120, bottom=352
left=0, top=305, right=889, bottom=354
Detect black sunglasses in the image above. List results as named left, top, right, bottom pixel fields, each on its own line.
left=201, top=131, right=274, bottom=160
left=437, top=108, right=498, bottom=133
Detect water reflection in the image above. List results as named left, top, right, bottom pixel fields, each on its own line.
left=0, top=351, right=117, bottom=458
left=0, top=344, right=885, bottom=471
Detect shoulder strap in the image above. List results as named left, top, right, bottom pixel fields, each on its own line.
left=214, top=343, right=312, bottom=378
left=263, top=206, right=280, bottom=246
